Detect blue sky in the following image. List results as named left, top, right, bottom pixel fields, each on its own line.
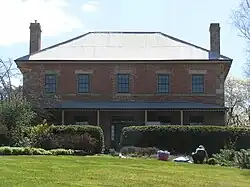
left=0, top=0, right=246, bottom=83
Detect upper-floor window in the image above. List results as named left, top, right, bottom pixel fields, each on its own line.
left=192, top=74, right=204, bottom=93
left=117, top=74, right=129, bottom=93
left=157, top=74, right=169, bottom=93
left=44, top=74, right=56, bottom=93
left=78, top=74, right=90, bottom=93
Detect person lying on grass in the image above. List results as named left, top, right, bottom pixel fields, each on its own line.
left=192, top=145, right=208, bottom=164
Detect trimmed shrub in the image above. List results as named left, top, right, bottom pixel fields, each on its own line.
left=25, top=124, right=52, bottom=148
left=26, top=125, right=104, bottom=154
left=0, top=147, right=74, bottom=156
left=120, top=146, right=159, bottom=157
left=120, top=125, right=250, bottom=155
left=50, top=149, right=74, bottom=155
left=0, top=146, right=13, bottom=155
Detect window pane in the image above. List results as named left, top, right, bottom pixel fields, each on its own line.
left=78, top=74, right=90, bottom=93
left=189, top=116, right=204, bottom=125
left=117, top=74, right=129, bottom=93
left=192, top=75, right=204, bottom=93
left=158, top=74, right=169, bottom=93
left=45, top=74, right=56, bottom=93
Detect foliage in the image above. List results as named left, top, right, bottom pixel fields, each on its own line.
left=0, top=95, right=36, bottom=146
left=212, top=148, right=250, bottom=169
left=24, top=123, right=52, bottom=147
left=49, top=133, right=98, bottom=154
left=212, top=149, right=237, bottom=167
left=232, top=0, right=250, bottom=77
left=0, top=147, right=76, bottom=155
left=234, top=149, right=250, bottom=169
left=206, top=158, right=218, bottom=165
left=120, top=125, right=250, bottom=155
left=50, top=149, right=74, bottom=155
left=120, top=146, right=159, bottom=157
left=25, top=124, right=104, bottom=154
left=225, top=76, right=250, bottom=126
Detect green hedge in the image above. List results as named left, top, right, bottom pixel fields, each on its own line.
left=26, top=125, right=104, bottom=154
left=0, top=147, right=74, bottom=155
left=120, top=125, right=250, bottom=155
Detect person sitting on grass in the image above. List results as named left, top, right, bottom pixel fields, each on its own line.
left=192, top=145, right=208, bottom=164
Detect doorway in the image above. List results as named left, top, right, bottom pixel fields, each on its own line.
left=111, top=116, right=134, bottom=150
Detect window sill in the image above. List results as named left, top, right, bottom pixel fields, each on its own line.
left=77, top=93, right=91, bottom=95
left=44, top=92, right=57, bottom=96
left=191, top=92, right=205, bottom=95
left=156, top=92, right=171, bottom=95
left=116, top=93, right=131, bottom=96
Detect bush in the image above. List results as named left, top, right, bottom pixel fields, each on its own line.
left=26, top=125, right=104, bottom=154
left=25, top=124, right=52, bottom=148
left=212, top=149, right=238, bottom=167
left=120, top=125, right=250, bottom=155
left=120, top=146, right=159, bottom=157
left=234, top=149, right=250, bottom=169
left=207, top=158, right=218, bottom=165
left=0, top=146, right=13, bottom=155
left=212, top=148, right=250, bottom=169
left=49, top=133, right=97, bottom=154
left=50, top=149, right=74, bottom=155
left=0, top=147, right=75, bottom=156
left=0, top=95, right=36, bottom=146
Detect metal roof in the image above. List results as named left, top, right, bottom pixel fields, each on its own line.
left=16, top=32, right=232, bottom=61
left=49, top=100, right=226, bottom=110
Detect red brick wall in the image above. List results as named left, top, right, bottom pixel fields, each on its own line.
left=19, top=61, right=230, bottom=106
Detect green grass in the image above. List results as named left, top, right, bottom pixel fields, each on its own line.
left=0, top=156, right=250, bottom=187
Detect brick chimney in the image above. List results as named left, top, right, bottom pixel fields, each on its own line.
left=209, top=23, right=220, bottom=58
left=29, top=20, right=41, bottom=54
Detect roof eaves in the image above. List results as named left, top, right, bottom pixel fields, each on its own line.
left=50, top=100, right=226, bottom=109
left=14, top=59, right=233, bottom=63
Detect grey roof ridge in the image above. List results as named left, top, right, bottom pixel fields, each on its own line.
left=15, top=31, right=232, bottom=61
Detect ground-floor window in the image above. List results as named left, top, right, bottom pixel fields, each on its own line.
left=74, top=116, right=89, bottom=125
left=158, top=116, right=172, bottom=125
left=189, top=116, right=204, bottom=125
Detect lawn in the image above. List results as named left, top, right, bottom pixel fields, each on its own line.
left=0, top=156, right=250, bottom=187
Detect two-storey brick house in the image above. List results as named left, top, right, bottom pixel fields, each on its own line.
left=15, top=21, right=232, bottom=147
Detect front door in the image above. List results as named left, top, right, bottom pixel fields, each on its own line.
left=111, top=116, right=134, bottom=150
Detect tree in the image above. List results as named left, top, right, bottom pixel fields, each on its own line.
left=0, top=93, right=36, bottom=145
left=232, top=0, right=250, bottom=76
left=0, top=58, right=36, bottom=145
left=224, top=75, right=250, bottom=126
left=0, top=58, right=20, bottom=99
